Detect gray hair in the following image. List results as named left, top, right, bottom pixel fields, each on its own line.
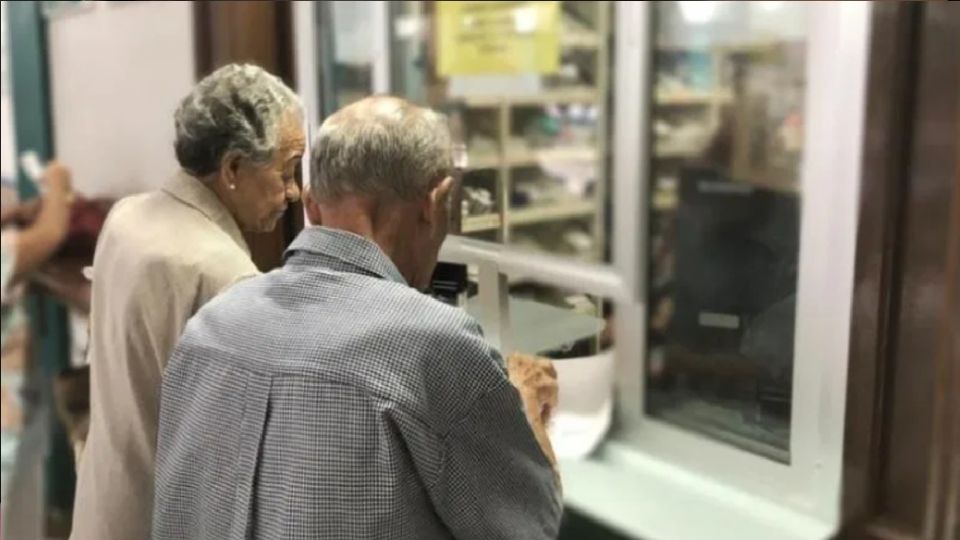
left=310, top=96, right=452, bottom=201
left=174, top=63, right=303, bottom=176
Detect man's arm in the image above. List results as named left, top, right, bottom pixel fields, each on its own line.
left=506, top=353, right=560, bottom=480
left=429, top=379, right=562, bottom=540
left=413, top=322, right=562, bottom=540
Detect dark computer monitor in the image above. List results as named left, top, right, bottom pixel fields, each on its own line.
left=668, top=167, right=800, bottom=359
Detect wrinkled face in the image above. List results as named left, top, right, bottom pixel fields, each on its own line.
left=229, top=113, right=305, bottom=232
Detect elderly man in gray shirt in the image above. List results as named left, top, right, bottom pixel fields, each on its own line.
left=153, top=96, right=562, bottom=539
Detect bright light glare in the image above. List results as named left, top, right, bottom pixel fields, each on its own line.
left=678, top=1, right=719, bottom=24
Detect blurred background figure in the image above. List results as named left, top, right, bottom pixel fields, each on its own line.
left=1, top=162, right=73, bottom=528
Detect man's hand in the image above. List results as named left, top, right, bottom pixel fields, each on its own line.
left=506, top=353, right=559, bottom=472
left=507, top=353, right=558, bottom=425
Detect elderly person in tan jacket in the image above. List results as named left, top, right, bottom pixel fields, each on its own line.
left=70, top=64, right=305, bottom=540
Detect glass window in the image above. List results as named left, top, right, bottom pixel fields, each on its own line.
left=644, top=1, right=808, bottom=462
left=316, top=3, right=616, bottom=386
left=388, top=1, right=614, bottom=263
left=317, top=2, right=378, bottom=113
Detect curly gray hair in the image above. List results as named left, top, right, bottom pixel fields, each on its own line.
left=174, top=64, right=302, bottom=176
left=311, top=96, right=452, bottom=202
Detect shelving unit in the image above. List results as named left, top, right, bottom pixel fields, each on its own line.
left=656, top=89, right=732, bottom=106
left=654, top=144, right=702, bottom=159
left=511, top=200, right=597, bottom=226
left=560, top=32, right=600, bottom=50
left=457, top=1, right=612, bottom=262
left=650, top=41, right=804, bottom=188
left=462, top=213, right=501, bottom=233
left=650, top=45, right=740, bottom=225
left=462, top=86, right=598, bottom=108
left=511, top=146, right=598, bottom=167
left=468, top=146, right=597, bottom=170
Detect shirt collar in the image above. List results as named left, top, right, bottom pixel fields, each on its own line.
left=284, top=226, right=408, bottom=286
left=162, top=171, right=249, bottom=255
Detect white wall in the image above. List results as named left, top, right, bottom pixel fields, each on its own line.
left=1, top=2, right=17, bottom=183
left=47, top=1, right=194, bottom=198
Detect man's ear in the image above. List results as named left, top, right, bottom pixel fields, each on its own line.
left=423, top=176, right=454, bottom=224
left=303, top=188, right=322, bottom=225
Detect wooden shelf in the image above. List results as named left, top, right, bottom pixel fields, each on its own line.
left=655, top=41, right=787, bottom=54
left=467, top=153, right=500, bottom=170
left=507, top=146, right=598, bottom=167
left=510, top=200, right=597, bottom=226
left=561, top=31, right=600, bottom=49
left=462, top=213, right=502, bottom=233
left=652, top=190, right=679, bottom=211
left=560, top=14, right=600, bottom=50
left=452, top=2, right=610, bottom=263
left=463, top=87, right=598, bottom=108
left=468, top=146, right=599, bottom=170
left=654, top=144, right=702, bottom=159
left=655, top=90, right=732, bottom=106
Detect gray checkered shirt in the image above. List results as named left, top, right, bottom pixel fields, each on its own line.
left=153, top=227, right=562, bottom=539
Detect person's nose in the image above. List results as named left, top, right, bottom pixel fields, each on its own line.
left=286, top=182, right=301, bottom=203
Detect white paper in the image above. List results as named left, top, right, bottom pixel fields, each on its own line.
left=548, top=350, right=615, bottom=460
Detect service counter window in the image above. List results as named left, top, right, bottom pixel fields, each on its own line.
left=644, top=0, right=808, bottom=462
left=302, top=2, right=871, bottom=538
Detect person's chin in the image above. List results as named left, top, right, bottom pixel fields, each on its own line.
left=243, top=220, right=276, bottom=234
left=258, top=220, right=280, bottom=233
left=256, top=210, right=287, bottom=233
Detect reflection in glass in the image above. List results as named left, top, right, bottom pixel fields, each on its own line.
left=388, top=1, right=613, bottom=263
left=318, top=2, right=377, bottom=113
left=645, top=1, right=807, bottom=461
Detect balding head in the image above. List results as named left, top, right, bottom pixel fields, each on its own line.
left=304, top=97, right=456, bottom=290
left=310, top=96, right=453, bottom=202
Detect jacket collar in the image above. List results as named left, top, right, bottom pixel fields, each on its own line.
left=284, top=226, right=408, bottom=285
left=162, top=171, right=249, bottom=255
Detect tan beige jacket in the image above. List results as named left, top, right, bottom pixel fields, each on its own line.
left=71, top=172, right=258, bottom=540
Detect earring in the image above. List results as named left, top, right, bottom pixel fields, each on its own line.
left=229, top=184, right=237, bottom=190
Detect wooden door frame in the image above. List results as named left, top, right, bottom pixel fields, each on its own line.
left=840, top=3, right=960, bottom=539
left=192, top=0, right=303, bottom=271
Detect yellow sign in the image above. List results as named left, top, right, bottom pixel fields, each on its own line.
left=437, top=1, right=561, bottom=76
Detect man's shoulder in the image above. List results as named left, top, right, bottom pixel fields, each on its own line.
left=253, top=263, right=472, bottom=334
left=173, top=262, right=508, bottom=400
left=354, top=280, right=498, bottom=357
left=212, top=271, right=507, bottom=421
left=378, top=282, right=476, bottom=333
left=360, top=285, right=510, bottom=424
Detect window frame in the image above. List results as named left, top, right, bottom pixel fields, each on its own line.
left=296, top=0, right=873, bottom=531
left=612, top=2, right=872, bottom=527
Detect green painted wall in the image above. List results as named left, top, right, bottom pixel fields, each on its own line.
left=7, top=0, right=76, bottom=523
